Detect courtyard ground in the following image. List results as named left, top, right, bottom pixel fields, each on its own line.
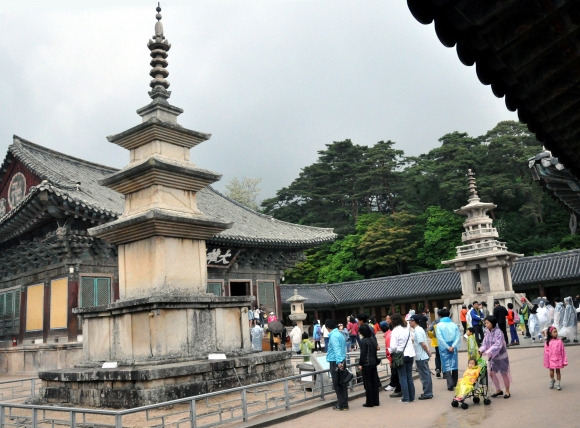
left=240, top=340, right=580, bottom=428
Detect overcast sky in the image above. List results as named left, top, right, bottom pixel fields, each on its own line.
left=0, top=1, right=518, bottom=201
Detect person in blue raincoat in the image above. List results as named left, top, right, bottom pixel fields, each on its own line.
left=435, top=307, right=461, bottom=391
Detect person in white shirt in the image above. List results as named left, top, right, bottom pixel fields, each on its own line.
left=409, top=315, right=433, bottom=399
left=289, top=323, right=302, bottom=352
left=388, top=313, right=416, bottom=403
left=322, top=323, right=330, bottom=350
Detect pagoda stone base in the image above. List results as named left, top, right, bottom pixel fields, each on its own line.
left=39, top=351, right=292, bottom=408
left=450, top=291, right=523, bottom=325
left=75, top=295, right=253, bottom=364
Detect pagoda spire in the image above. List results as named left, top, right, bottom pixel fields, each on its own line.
left=148, top=3, right=171, bottom=100
left=137, top=3, right=183, bottom=123
left=466, top=169, right=480, bottom=203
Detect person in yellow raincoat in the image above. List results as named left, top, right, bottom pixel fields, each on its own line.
left=453, top=358, right=482, bottom=401
left=466, top=327, right=480, bottom=361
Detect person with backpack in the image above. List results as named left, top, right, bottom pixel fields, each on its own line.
left=507, top=303, right=520, bottom=346
left=470, top=302, right=484, bottom=346
left=313, top=320, right=323, bottom=352
left=347, top=316, right=359, bottom=351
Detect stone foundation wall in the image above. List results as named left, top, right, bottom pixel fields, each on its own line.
left=40, top=351, right=291, bottom=408
left=0, top=343, right=83, bottom=376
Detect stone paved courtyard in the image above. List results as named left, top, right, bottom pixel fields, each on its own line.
left=243, top=341, right=579, bottom=428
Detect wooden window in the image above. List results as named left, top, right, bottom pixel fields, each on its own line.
left=26, top=284, right=44, bottom=331
left=0, top=289, right=20, bottom=336
left=50, top=278, right=68, bottom=329
left=258, top=281, right=275, bottom=312
left=207, top=281, right=223, bottom=296
left=80, top=277, right=111, bottom=308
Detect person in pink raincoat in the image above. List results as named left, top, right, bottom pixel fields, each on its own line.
left=544, top=325, right=568, bottom=391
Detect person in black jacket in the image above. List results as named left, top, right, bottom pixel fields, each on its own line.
left=358, top=323, right=381, bottom=407
left=493, top=300, right=509, bottom=345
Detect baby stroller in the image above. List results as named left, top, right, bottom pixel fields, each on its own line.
left=451, top=359, right=491, bottom=410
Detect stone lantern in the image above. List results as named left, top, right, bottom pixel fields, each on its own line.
left=287, top=289, right=308, bottom=331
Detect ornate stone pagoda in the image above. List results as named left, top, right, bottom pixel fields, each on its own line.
left=36, top=6, right=295, bottom=408
left=443, top=170, right=522, bottom=316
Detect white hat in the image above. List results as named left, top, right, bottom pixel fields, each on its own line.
left=270, top=312, right=274, bottom=314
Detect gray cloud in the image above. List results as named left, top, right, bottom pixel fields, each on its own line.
left=0, top=1, right=518, bottom=201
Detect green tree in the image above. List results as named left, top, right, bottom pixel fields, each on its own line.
left=358, top=211, right=418, bottom=276
left=416, top=206, right=464, bottom=270
left=399, top=132, right=484, bottom=213
left=360, top=140, right=406, bottom=214
left=317, top=235, right=364, bottom=283
left=282, top=244, right=333, bottom=284
left=262, top=139, right=370, bottom=235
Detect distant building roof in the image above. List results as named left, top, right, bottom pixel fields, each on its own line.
left=0, top=136, right=336, bottom=249
left=282, top=249, right=580, bottom=308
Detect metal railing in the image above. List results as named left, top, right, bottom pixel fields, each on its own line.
left=0, top=357, right=390, bottom=428
left=0, top=378, right=39, bottom=402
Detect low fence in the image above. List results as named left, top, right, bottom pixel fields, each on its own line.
left=0, top=378, right=40, bottom=402
left=0, top=355, right=391, bottom=428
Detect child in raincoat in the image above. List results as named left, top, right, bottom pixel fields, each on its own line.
left=544, top=326, right=568, bottom=390
left=299, top=332, right=314, bottom=362
left=453, top=358, right=482, bottom=402
left=466, top=327, right=480, bottom=362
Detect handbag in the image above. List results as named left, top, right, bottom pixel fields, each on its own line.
left=391, top=332, right=410, bottom=369
left=338, top=367, right=354, bottom=385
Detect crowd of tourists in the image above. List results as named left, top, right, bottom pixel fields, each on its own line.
left=320, top=297, right=576, bottom=410
left=248, top=294, right=578, bottom=410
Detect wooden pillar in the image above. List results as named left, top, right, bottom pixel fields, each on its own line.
left=42, top=281, right=49, bottom=344
left=18, top=287, right=26, bottom=344
left=68, top=278, right=79, bottom=342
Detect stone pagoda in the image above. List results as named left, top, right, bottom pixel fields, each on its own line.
left=39, top=5, right=291, bottom=408
left=443, top=170, right=522, bottom=319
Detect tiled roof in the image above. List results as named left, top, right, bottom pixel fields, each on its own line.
left=281, top=269, right=461, bottom=307
left=407, top=1, right=580, bottom=181
left=281, top=284, right=337, bottom=308
left=0, top=136, right=336, bottom=249
left=282, top=249, right=580, bottom=307
left=511, top=249, right=580, bottom=286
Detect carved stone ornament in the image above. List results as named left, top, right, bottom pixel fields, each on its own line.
left=0, top=198, right=6, bottom=216
left=8, top=172, right=26, bottom=209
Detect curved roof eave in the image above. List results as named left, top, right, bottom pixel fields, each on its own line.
left=0, top=137, right=336, bottom=249
left=407, top=0, right=580, bottom=178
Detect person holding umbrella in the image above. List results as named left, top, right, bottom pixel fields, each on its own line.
left=267, top=319, right=285, bottom=351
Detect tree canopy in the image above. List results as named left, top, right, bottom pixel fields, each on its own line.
left=262, top=121, right=577, bottom=283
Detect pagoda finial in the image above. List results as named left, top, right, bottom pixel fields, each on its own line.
left=467, top=169, right=480, bottom=203
left=147, top=3, right=171, bottom=100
